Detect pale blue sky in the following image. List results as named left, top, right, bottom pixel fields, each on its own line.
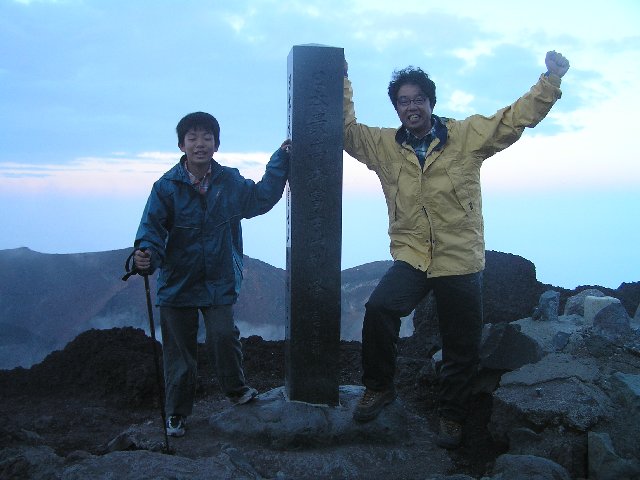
left=1, top=0, right=639, bottom=288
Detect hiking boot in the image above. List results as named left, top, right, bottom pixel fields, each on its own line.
left=166, top=415, right=186, bottom=437
left=229, top=386, right=258, bottom=405
left=436, top=417, right=462, bottom=449
left=353, top=387, right=397, bottom=422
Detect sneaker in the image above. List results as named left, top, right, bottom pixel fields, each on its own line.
left=229, top=386, right=258, bottom=405
left=353, top=387, right=397, bottom=422
left=436, top=417, right=462, bottom=449
left=166, top=415, right=186, bottom=437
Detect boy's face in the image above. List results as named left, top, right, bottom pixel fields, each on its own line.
left=179, top=126, right=218, bottom=168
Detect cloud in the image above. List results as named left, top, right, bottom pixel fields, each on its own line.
left=451, top=40, right=499, bottom=71
left=224, top=14, right=247, bottom=33
left=352, top=25, right=415, bottom=53
left=342, top=154, right=382, bottom=195
left=12, top=0, right=68, bottom=4
left=482, top=95, right=640, bottom=193
left=0, top=151, right=282, bottom=196
left=445, top=90, right=475, bottom=114
left=2, top=0, right=638, bottom=197
left=4, top=117, right=635, bottom=201
left=0, top=150, right=380, bottom=198
left=433, top=0, right=640, bottom=46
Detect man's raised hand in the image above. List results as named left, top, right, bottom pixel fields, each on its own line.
left=546, top=50, right=570, bottom=78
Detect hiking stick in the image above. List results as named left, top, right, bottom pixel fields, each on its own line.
left=143, top=273, right=171, bottom=453
left=122, top=250, right=171, bottom=453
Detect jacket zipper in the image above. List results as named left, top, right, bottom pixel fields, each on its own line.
left=422, top=205, right=434, bottom=260
left=199, top=193, right=207, bottom=276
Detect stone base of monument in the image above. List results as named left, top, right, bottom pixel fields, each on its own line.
left=208, top=385, right=409, bottom=449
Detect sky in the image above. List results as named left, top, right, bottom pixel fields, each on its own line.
left=1, top=0, right=639, bottom=290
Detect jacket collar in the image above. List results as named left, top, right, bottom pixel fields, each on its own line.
left=163, top=155, right=224, bottom=183
left=395, top=114, right=448, bottom=151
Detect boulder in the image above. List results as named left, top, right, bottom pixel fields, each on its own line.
left=410, top=291, right=441, bottom=356
left=532, top=290, right=560, bottom=322
left=0, top=446, right=63, bottom=480
left=491, top=354, right=606, bottom=429
left=487, top=453, right=571, bottom=480
left=563, top=288, right=605, bottom=316
left=593, top=302, right=633, bottom=340
left=499, top=427, right=585, bottom=479
left=631, top=303, right=640, bottom=332
left=479, top=323, right=543, bottom=371
left=584, top=296, right=621, bottom=325
left=64, top=450, right=261, bottom=480
left=610, top=372, right=640, bottom=411
left=604, top=372, right=640, bottom=459
left=208, top=386, right=411, bottom=449
left=511, top=315, right=583, bottom=355
left=489, top=353, right=610, bottom=477
left=588, top=431, right=640, bottom=480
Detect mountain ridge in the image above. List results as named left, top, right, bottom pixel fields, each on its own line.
left=1, top=246, right=638, bottom=370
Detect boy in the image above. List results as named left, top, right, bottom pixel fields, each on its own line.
left=133, top=111, right=290, bottom=437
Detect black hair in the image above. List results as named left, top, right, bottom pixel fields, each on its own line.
left=176, top=112, right=220, bottom=147
left=387, top=66, right=436, bottom=109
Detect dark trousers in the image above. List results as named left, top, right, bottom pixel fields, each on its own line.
left=160, top=305, right=247, bottom=417
left=362, top=261, right=483, bottom=422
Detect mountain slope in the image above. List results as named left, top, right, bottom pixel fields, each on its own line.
left=1, top=247, right=638, bottom=370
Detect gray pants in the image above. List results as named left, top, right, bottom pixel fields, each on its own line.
left=160, top=305, right=247, bottom=417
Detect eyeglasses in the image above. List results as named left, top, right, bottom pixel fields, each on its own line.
left=397, top=96, right=427, bottom=107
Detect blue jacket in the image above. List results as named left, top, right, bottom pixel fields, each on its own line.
left=134, top=148, right=289, bottom=307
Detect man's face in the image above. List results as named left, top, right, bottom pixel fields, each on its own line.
left=179, top=126, right=218, bottom=168
left=395, top=83, right=432, bottom=138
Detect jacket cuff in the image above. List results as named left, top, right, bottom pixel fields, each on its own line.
left=542, top=72, right=562, bottom=87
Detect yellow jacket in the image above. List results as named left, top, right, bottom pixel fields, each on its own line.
left=343, top=74, right=563, bottom=277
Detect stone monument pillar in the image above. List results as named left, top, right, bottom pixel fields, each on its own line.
left=285, top=44, right=344, bottom=406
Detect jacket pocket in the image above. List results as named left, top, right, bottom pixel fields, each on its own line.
left=444, top=165, right=478, bottom=221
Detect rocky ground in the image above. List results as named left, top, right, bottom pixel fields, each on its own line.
left=0, top=327, right=507, bottom=479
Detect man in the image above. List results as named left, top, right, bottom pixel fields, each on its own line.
left=343, top=51, right=569, bottom=448
left=133, top=111, right=290, bottom=437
